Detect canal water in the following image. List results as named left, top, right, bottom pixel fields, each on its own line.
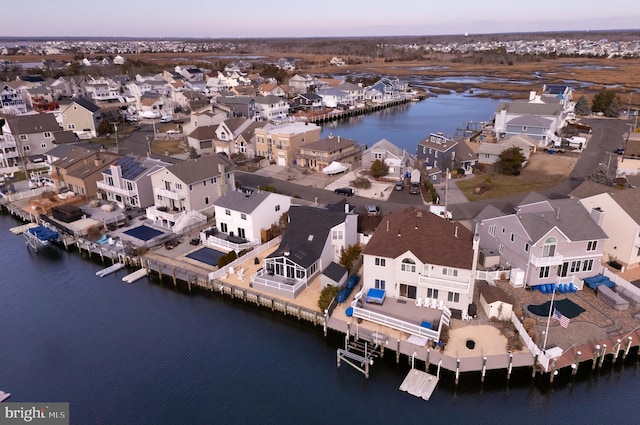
left=320, top=94, right=500, bottom=152
left=2, top=212, right=640, bottom=424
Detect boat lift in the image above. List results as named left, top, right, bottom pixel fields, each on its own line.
left=336, top=325, right=384, bottom=379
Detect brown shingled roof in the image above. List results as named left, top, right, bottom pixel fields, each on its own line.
left=363, top=206, right=475, bottom=269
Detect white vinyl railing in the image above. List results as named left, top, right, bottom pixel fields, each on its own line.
left=350, top=306, right=441, bottom=340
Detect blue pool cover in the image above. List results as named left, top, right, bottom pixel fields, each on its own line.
left=124, top=225, right=164, bottom=241
left=186, top=247, right=226, bottom=267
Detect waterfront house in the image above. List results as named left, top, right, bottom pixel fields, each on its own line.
left=254, top=122, right=321, bottom=166
left=316, top=88, right=349, bottom=108
left=251, top=204, right=358, bottom=299
left=84, top=77, right=120, bottom=102
left=97, top=155, right=171, bottom=209
left=212, top=190, right=292, bottom=245
left=476, top=134, right=537, bottom=165
left=48, top=76, right=86, bottom=99
left=290, top=93, right=323, bottom=112
left=333, top=82, right=365, bottom=105
left=475, top=193, right=608, bottom=289
left=146, top=154, right=236, bottom=233
left=577, top=186, right=640, bottom=272
left=253, top=95, right=290, bottom=121
left=361, top=139, right=414, bottom=180
left=258, top=83, right=287, bottom=97
left=288, top=74, right=322, bottom=94
left=369, top=77, right=408, bottom=101
left=362, top=206, right=479, bottom=313
left=297, top=134, right=362, bottom=172
left=59, top=97, right=102, bottom=139
left=493, top=88, right=570, bottom=147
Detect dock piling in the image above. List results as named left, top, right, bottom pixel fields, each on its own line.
left=623, top=337, right=633, bottom=360
left=481, top=356, right=487, bottom=383
left=599, top=344, right=607, bottom=368
left=593, top=345, right=600, bottom=370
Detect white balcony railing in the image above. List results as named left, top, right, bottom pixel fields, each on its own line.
left=530, top=254, right=564, bottom=267
left=417, top=275, right=471, bottom=293
left=251, top=269, right=306, bottom=295
left=351, top=306, right=441, bottom=339
left=154, top=187, right=185, bottom=201
left=146, top=205, right=185, bottom=223
left=97, top=181, right=135, bottom=197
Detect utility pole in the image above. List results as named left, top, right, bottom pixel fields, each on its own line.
left=113, top=123, right=119, bottom=153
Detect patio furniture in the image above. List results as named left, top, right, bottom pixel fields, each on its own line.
left=415, top=297, right=423, bottom=307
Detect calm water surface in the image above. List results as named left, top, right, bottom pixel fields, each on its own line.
left=2, top=96, right=640, bottom=424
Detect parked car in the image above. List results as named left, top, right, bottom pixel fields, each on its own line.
left=409, top=183, right=421, bottom=194
left=166, top=129, right=181, bottom=135
left=334, top=187, right=354, bottom=196
left=160, top=115, right=174, bottom=123
left=125, top=115, right=138, bottom=122
left=395, top=180, right=404, bottom=191
left=366, top=205, right=381, bottom=216
left=615, top=147, right=625, bottom=155
left=133, top=125, right=141, bottom=131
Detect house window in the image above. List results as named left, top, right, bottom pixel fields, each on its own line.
left=225, top=209, right=231, bottom=216
left=19, top=135, right=27, bottom=141
left=582, top=259, right=594, bottom=272
left=203, top=180, right=206, bottom=187
left=498, top=244, right=504, bottom=254
left=175, top=183, right=182, bottom=190
left=68, top=124, right=76, bottom=130
left=524, top=243, right=530, bottom=252
left=373, top=152, right=383, bottom=160
left=126, top=181, right=133, bottom=191
left=241, top=213, right=246, bottom=220
left=488, top=224, right=496, bottom=236
left=332, top=230, right=343, bottom=240
left=510, top=233, right=515, bottom=242
left=587, top=240, right=597, bottom=251
left=539, top=266, right=550, bottom=279
left=275, top=205, right=280, bottom=212
left=542, top=237, right=557, bottom=257
left=40, top=143, right=47, bottom=149
left=570, top=260, right=581, bottom=273
left=522, top=126, right=528, bottom=131
left=22, top=145, right=31, bottom=152
left=501, top=226, right=506, bottom=234
left=401, top=258, right=416, bottom=273
left=374, top=279, right=385, bottom=290
left=375, top=257, right=386, bottom=267
left=43, top=132, right=52, bottom=138
left=442, top=267, right=458, bottom=277
left=448, top=292, right=460, bottom=303
left=220, top=223, right=228, bottom=233
left=189, top=184, right=193, bottom=190
left=427, top=288, right=439, bottom=299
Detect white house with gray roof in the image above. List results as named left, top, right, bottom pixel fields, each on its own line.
left=213, top=190, right=291, bottom=244
left=252, top=205, right=357, bottom=299
left=493, top=100, right=564, bottom=147
left=477, top=134, right=537, bottom=165
left=146, top=155, right=236, bottom=233
left=475, top=193, right=608, bottom=289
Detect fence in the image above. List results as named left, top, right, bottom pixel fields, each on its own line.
left=208, top=236, right=281, bottom=281
left=510, top=312, right=547, bottom=370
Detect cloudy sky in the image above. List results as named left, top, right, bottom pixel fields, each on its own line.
left=3, top=0, right=638, bottom=38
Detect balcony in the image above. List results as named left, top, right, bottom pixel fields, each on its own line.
left=97, top=181, right=134, bottom=197
left=146, top=205, right=185, bottom=223
left=417, top=275, right=471, bottom=293
left=530, top=254, right=564, bottom=267
left=251, top=268, right=307, bottom=299
left=154, top=187, right=185, bottom=201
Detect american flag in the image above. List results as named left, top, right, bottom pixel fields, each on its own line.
left=554, top=308, right=570, bottom=329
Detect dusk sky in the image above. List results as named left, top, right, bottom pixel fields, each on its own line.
left=3, top=0, right=639, bottom=38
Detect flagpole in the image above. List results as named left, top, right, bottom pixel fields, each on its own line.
left=542, top=285, right=556, bottom=353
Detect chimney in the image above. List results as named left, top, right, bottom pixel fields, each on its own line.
left=556, top=207, right=560, bottom=220
left=590, top=207, right=604, bottom=226
left=344, top=202, right=350, bottom=214
left=338, top=136, right=341, bottom=143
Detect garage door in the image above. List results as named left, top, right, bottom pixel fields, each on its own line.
left=277, top=156, right=286, bottom=166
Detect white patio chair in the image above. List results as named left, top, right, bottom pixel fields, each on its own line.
left=228, top=267, right=235, bottom=275
left=438, top=300, right=445, bottom=310
left=430, top=298, right=438, bottom=309
left=415, top=297, right=423, bottom=307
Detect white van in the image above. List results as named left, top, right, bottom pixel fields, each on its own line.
left=160, top=115, right=174, bottom=123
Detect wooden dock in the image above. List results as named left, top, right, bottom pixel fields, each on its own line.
left=399, top=369, right=439, bottom=400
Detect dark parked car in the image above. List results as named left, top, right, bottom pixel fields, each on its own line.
left=395, top=180, right=404, bottom=191
left=409, top=183, right=421, bottom=194
left=366, top=205, right=381, bottom=216
left=334, top=187, right=354, bottom=196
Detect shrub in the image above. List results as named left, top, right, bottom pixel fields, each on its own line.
left=370, top=159, right=389, bottom=178
left=217, top=250, right=238, bottom=268
left=351, top=177, right=371, bottom=189
left=317, top=285, right=341, bottom=311
left=439, top=325, right=450, bottom=344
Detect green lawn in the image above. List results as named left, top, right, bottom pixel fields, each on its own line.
left=455, top=172, right=567, bottom=201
